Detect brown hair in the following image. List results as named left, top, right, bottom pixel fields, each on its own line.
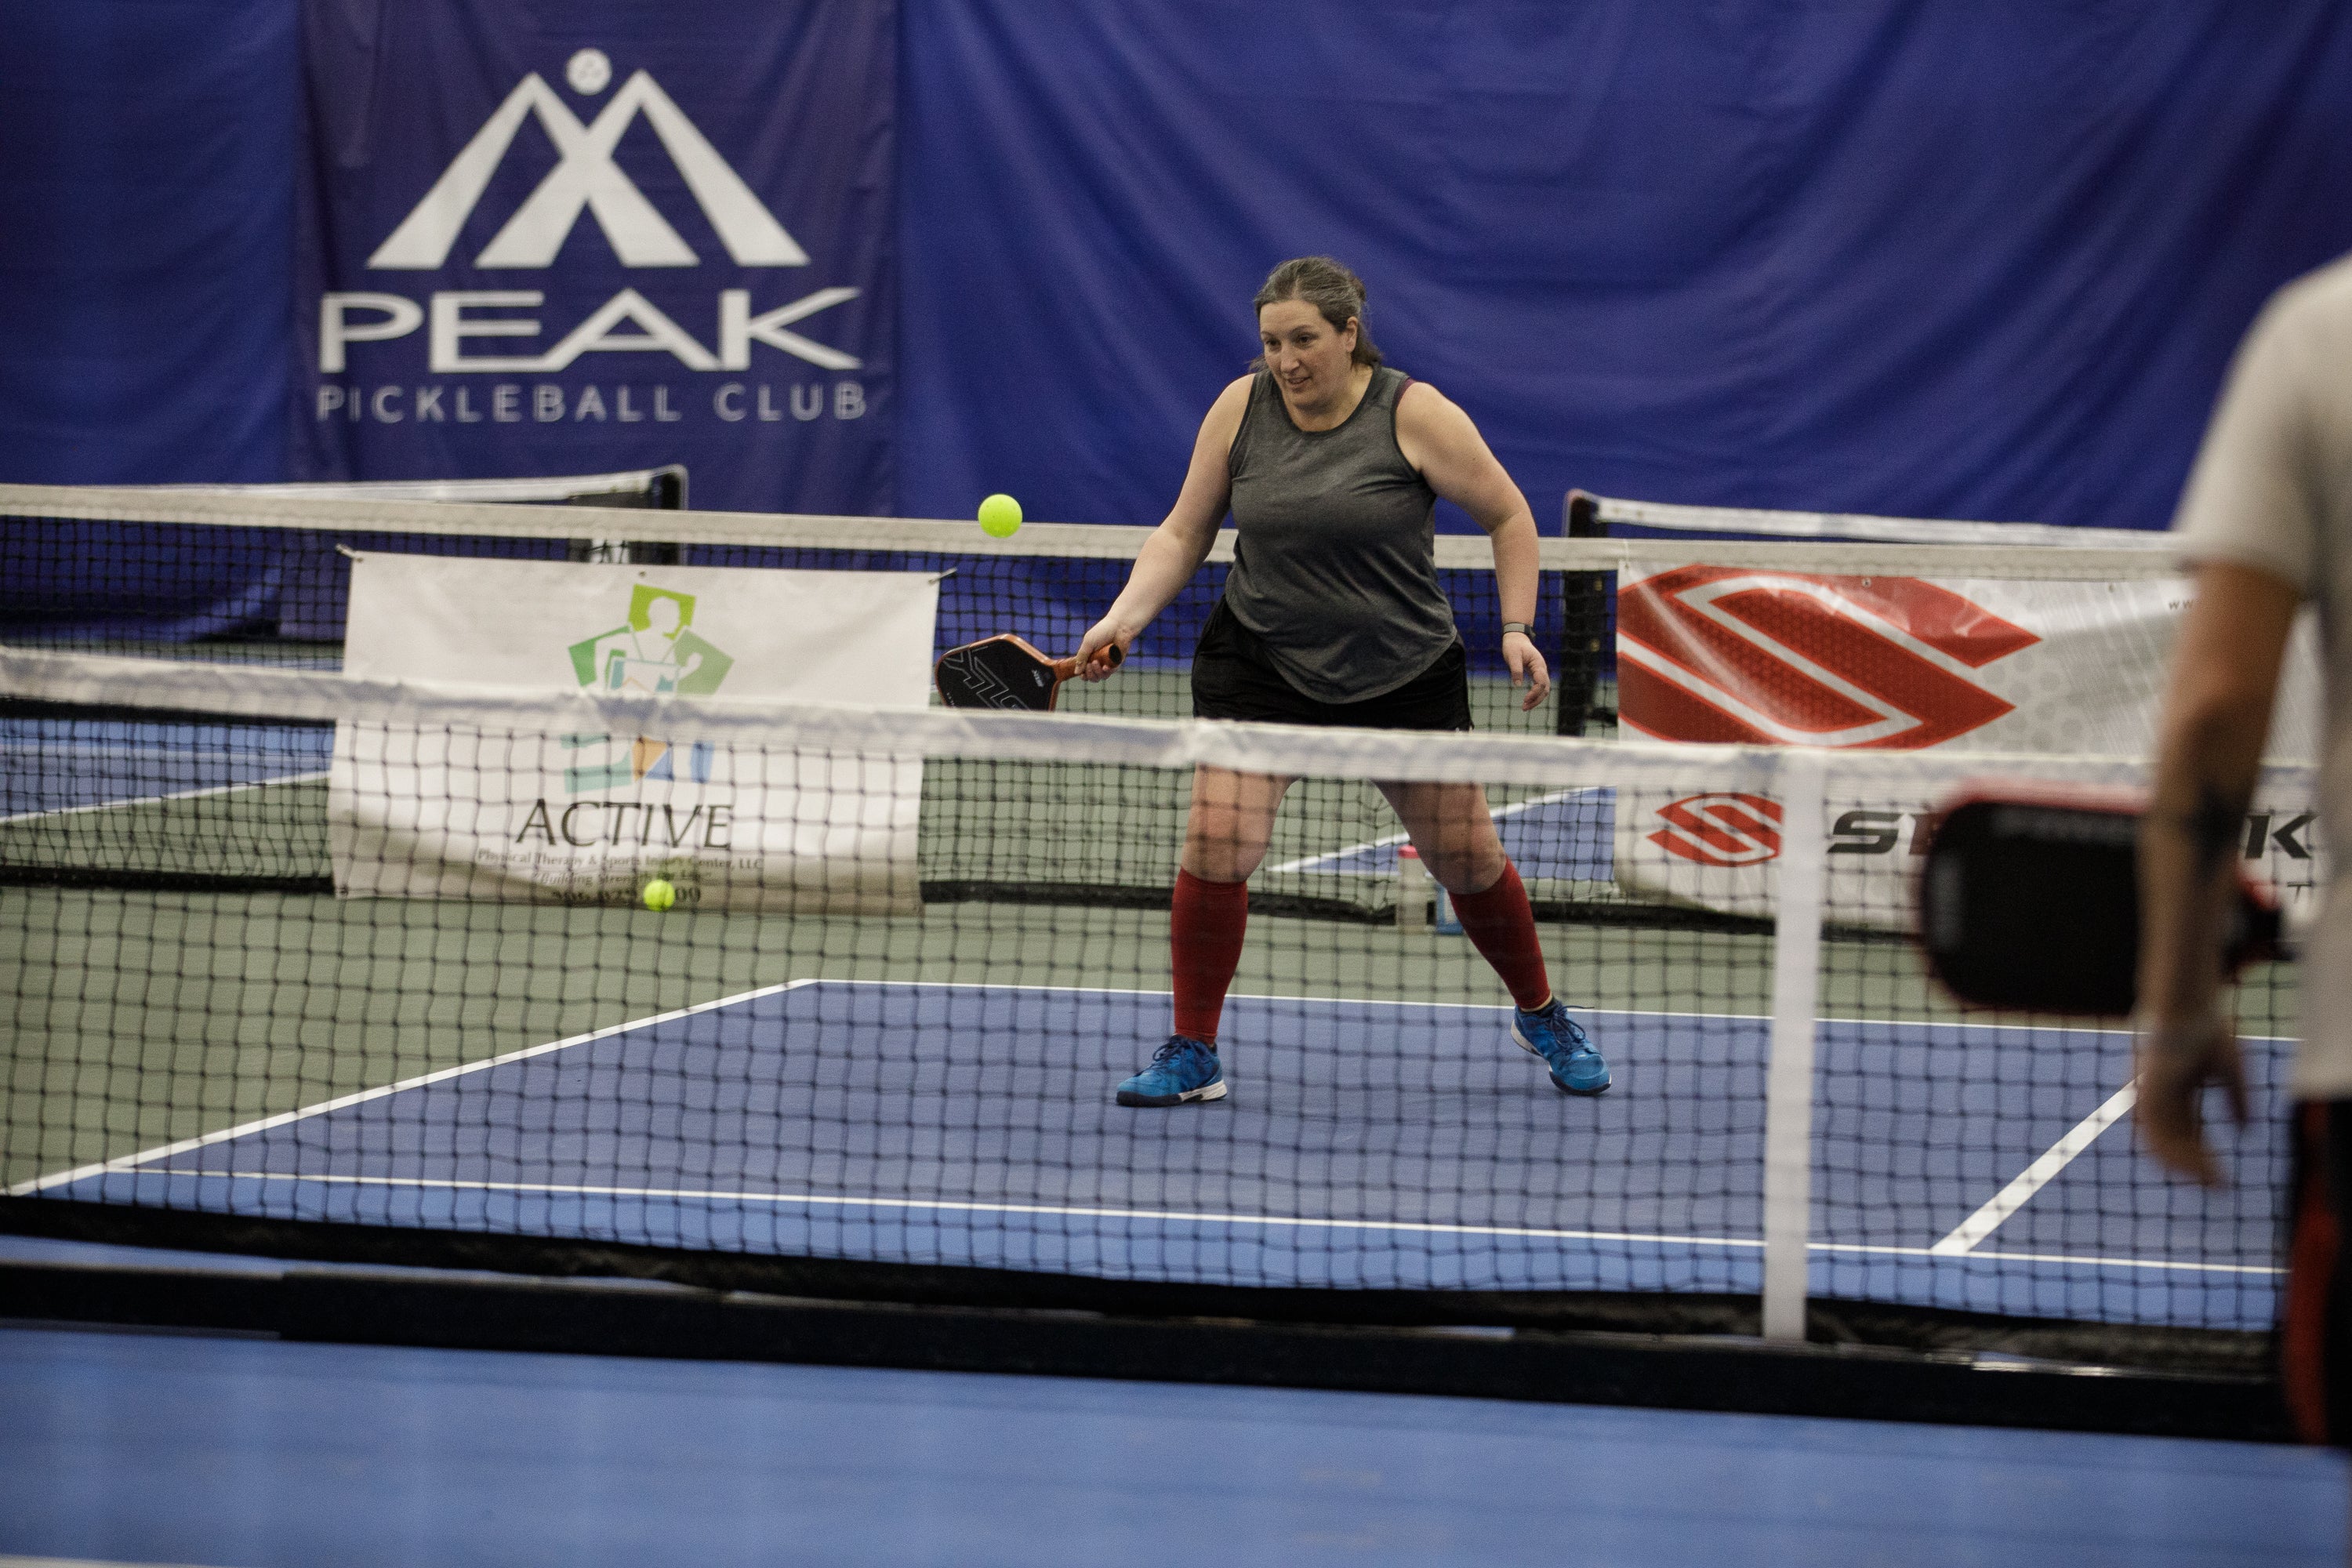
left=1250, top=256, right=1382, bottom=369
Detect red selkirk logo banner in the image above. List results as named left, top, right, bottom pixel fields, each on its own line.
left=1649, top=793, right=1784, bottom=866
left=1618, top=567, right=2040, bottom=750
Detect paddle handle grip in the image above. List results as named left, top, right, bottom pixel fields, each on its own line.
left=1051, top=644, right=1123, bottom=680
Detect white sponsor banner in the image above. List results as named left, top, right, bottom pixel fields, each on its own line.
left=1615, top=776, right=2322, bottom=933
left=332, top=555, right=938, bottom=912
left=1612, top=560, right=2325, bottom=927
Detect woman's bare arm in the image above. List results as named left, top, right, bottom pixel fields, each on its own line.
left=1396, top=383, right=1548, bottom=709
left=2136, top=561, right=2299, bottom=1184
left=1076, top=378, right=1252, bottom=674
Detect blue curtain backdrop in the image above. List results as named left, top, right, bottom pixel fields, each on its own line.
left=0, top=0, right=295, bottom=484
left=898, top=1, right=2352, bottom=532
left=5, top=2, right=2352, bottom=530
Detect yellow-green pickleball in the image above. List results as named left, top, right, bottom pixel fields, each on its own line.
left=978, top=493, right=1022, bottom=538
left=642, top=877, right=677, bottom=912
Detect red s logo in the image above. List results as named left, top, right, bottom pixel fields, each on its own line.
left=1650, top=793, right=1783, bottom=866
left=1619, top=567, right=2038, bottom=750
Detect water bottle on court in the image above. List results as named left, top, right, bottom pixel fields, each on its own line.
left=1396, top=844, right=1432, bottom=929
left=1435, top=883, right=1463, bottom=935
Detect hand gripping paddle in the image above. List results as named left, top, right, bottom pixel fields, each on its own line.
left=1916, top=785, right=2282, bottom=1016
left=934, top=634, right=1122, bottom=712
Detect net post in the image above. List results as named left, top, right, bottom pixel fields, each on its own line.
left=1555, top=489, right=1606, bottom=737
left=1762, top=748, right=1826, bottom=1341
left=568, top=464, right=686, bottom=563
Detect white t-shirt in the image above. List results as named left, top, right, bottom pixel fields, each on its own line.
left=2172, top=252, right=2352, bottom=1096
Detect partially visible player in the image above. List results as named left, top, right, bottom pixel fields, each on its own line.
left=2136, top=252, right=2352, bottom=1451
left=1074, top=256, right=1609, bottom=1108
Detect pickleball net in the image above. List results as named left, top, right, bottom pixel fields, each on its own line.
left=0, top=481, right=1584, bottom=735
left=0, top=635, right=2310, bottom=1374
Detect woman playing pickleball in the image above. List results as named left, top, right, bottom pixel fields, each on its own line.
left=1075, top=256, right=1610, bottom=1108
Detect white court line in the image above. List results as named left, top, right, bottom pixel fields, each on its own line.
left=115, top=1169, right=1766, bottom=1250
left=109, top=1168, right=2286, bottom=1276
left=1265, top=786, right=1605, bottom=874
left=1929, top=1082, right=2139, bottom=1255
left=6, top=978, right=818, bottom=1196
left=1802, top=1236, right=2272, bottom=1275
left=0, top=770, right=328, bottom=826
left=1962, top=1243, right=2276, bottom=1277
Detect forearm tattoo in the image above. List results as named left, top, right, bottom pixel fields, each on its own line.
left=2186, top=782, right=2249, bottom=878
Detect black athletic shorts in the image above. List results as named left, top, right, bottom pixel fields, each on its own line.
left=2285, top=1098, right=2352, bottom=1445
left=1190, top=597, right=1472, bottom=731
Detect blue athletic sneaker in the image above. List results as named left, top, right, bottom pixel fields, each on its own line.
left=1116, top=1036, right=1227, bottom=1107
left=1512, top=1003, right=1610, bottom=1095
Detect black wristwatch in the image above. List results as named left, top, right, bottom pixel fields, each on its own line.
left=1501, top=622, right=1533, bottom=641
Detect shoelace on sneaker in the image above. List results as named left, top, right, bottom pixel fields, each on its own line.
left=1531, top=1011, right=1587, bottom=1055
left=1151, top=1036, right=1200, bottom=1069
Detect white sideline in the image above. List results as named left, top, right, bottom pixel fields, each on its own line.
left=6, top=979, right=817, bottom=1197
left=83, top=1168, right=2285, bottom=1276
left=0, top=771, right=327, bottom=826
left=1929, top=1082, right=2139, bottom=1255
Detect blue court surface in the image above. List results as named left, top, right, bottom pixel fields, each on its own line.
left=32, top=978, right=2288, bottom=1332
left=2, top=1323, right=2338, bottom=1567
left=0, top=717, right=329, bottom=820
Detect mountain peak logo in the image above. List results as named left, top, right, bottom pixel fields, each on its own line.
left=370, top=54, right=807, bottom=271
left=1618, top=566, right=2040, bottom=750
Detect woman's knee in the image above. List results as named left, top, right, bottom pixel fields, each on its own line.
left=1181, top=843, right=1259, bottom=882
left=1183, top=815, right=1272, bottom=880
left=1390, top=786, right=1504, bottom=892
left=1183, top=771, right=1285, bottom=881
left=1421, top=838, right=1506, bottom=895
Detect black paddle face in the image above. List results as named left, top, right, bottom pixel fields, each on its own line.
left=1918, top=791, right=2281, bottom=1015
left=1920, top=795, right=2143, bottom=1014
left=935, top=637, right=1060, bottom=711
left=935, top=636, right=1123, bottom=712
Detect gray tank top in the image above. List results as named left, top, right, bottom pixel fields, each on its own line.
left=1222, top=365, right=1457, bottom=702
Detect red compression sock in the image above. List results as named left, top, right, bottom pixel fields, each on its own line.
left=1171, top=868, right=1249, bottom=1045
left=1450, top=862, right=1554, bottom=1012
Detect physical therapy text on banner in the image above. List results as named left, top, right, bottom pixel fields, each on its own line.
left=331, top=556, right=938, bottom=913
left=1609, top=558, right=2326, bottom=927
left=292, top=2, right=893, bottom=514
